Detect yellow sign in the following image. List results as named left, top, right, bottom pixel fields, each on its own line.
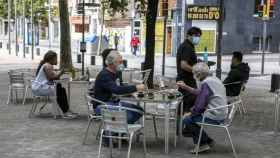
left=195, top=30, right=216, bottom=54
left=187, top=6, right=220, bottom=20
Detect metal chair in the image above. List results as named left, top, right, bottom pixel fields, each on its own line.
left=195, top=101, right=241, bottom=158
left=224, top=81, right=247, bottom=115
left=131, top=69, right=151, bottom=89
left=29, top=80, right=64, bottom=119
left=98, top=105, right=146, bottom=158
left=151, top=76, right=182, bottom=144
left=82, top=94, right=104, bottom=145
left=7, top=70, right=28, bottom=105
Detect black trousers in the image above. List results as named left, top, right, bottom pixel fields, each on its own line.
left=56, top=83, right=69, bottom=113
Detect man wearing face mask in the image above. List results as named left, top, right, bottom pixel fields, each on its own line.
left=176, top=27, right=202, bottom=113
left=92, top=50, right=145, bottom=124
left=177, top=62, right=228, bottom=153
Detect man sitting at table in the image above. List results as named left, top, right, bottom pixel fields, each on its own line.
left=177, top=62, right=228, bottom=153
left=223, top=51, right=250, bottom=97
left=91, top=50, right=145, bottom=124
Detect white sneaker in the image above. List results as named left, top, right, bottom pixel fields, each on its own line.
left=63, top=112, right=77, bottom=119
left=189, top=144, right=211, bottom=154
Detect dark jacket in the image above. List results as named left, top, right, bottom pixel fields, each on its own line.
left=90, top=68, right=137, bottom=108
left=223, top=63, right=250, bottom=96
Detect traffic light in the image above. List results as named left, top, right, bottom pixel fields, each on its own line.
left=254, top=0, right=277, bottom=18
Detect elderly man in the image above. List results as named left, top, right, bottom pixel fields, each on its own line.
left=92, top=50, right=145, bottom=124
left=177, top=62, right=228, bottom=153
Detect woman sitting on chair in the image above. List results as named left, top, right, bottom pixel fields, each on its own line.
left=32, top=50, right=76, bottom=118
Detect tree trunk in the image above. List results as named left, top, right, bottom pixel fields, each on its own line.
left=59, top=0, right=72, bottom=69
left=144, top=0, right=159, bottom=88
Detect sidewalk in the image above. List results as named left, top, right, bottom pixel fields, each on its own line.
left=0, top=62, right=280, bottom=158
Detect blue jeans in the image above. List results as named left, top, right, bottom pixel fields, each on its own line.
left=95, top=101, right=143, bottom=124
left=183, top=114, right=223, bottom=146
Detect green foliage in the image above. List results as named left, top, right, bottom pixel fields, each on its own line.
left=0, top=0, right=58, bottom=26
left=102, top=0, right=129, bottom=16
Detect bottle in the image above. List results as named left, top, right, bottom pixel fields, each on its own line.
left=203, top=46, right=208, bottom=63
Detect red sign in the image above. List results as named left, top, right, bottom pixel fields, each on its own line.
left=70, top=16, right=90, bottom=24
left=271, top=0, right=277, bottom=5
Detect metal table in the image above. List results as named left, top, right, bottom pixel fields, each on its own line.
left=120, top=90, right=183, bottom=154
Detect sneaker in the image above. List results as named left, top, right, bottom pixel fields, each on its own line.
left=62, top=112, right=77, bottom=119
left=189, top=144, right=211, bottom=154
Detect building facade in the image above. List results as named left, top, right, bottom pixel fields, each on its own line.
left=174, top=0, right=280, bottom=54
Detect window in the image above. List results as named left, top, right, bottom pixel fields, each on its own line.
left=75, top=24, right=89, bottom=33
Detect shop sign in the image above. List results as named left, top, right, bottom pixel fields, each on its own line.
left=187, top=5, right=220, bottom=20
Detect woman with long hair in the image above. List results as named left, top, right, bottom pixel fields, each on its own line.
left=32, top=50, right=76, bottom=118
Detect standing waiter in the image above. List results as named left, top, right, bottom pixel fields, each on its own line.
left=176, top=27, right=202, bottom=113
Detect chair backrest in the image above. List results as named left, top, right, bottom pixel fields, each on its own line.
left=86, top=95, right=106, bottom=114
left=8, top=71, right=25, bottom=85
left=155, top=75, right=177, bottom=90
left=223, top=101, right=241, bottom=126
left=100, top=105, right=129, bottom=133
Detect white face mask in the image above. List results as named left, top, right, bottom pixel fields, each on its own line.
left=116, top=64, right=125, bottom=72
left=192, top=36, right=200, bottom=45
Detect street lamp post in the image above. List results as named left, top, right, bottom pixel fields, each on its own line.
left=14, top=0, right=18, bottom=56
left=23, top=0, right=26, bottom=58
left=81, top=0, right=86, bottom=76
left=31, top=0, right=34, bottom=60
left=8, top=0, right=11, bottom=55
left=216, top=0, right=224, bottom=79
left=48, top=0, right=52, bottom=48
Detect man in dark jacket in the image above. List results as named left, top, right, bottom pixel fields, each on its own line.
left=223, top=51, right=250, bottom=96
left=176, top=27, right=202, bottom=112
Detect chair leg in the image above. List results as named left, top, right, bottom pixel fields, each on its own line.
left=97, top=130, right=104, bottom=158
left=174, top=114, right=178, bottom=147
left=240, top=98, right=247, bottom=114
left=225, top=127, right=238, bottom=158
left=127, top=133, right=134, bottom=158
left=142, top=132, right=147, bottom=158
left=22, top=87, right=28, bottom=105
left=152, top=116, right=158, bottom=139
left=195, top=125, right=204, bottom=158
left=96, top=121, right=102, bottom=140
left=6, top=86, right=11, bottom=105
left=29, top=97, right=38, bottom=118
left=83, top=118, right=94, bottom=145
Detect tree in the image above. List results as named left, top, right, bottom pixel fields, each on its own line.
left=0, top=0, right=49, bottom=26
left=104, top=0, right=159, bottom=88
left=58, top=0, right=72, bottom=69
left=142, top=0, right=158, bottom=88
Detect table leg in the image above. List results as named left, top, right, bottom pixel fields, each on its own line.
left=274, top=93, right=279, bottom=134
left=179, top=101, right=183, bottom=138
left=165, top=103, right=170, bottom=154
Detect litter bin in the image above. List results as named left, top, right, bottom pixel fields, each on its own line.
left=270, top=73, right=280, bottom=92
left=91, top=56, right=95, bottom=65
left=25, top=47, right=29, bottom=54
left=123, top=59, right=127, bottom=68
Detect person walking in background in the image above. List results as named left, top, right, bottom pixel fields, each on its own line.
left=130, top=35, right=140, bottom=56
left=114, top=33, right=119, bottom=50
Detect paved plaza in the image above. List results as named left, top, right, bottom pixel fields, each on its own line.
left=0, top=52, right=280, bottom=158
